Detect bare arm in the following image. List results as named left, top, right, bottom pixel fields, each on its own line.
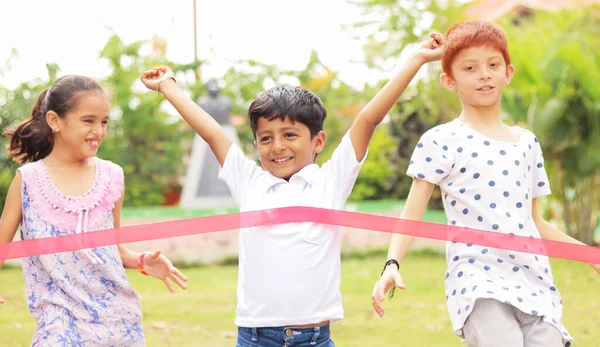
left=0, top=172, right=23, bottom=303
left=113, top=185, right=188, bottom=292
left=350, top=58, right=426, bottom=162
left=532, top=198, right=600, bottom=273
left=349, top=34, right=446, bottom=162
left=387, top=179, right=436, bottom=263
left=532, top=198, right=584, bottom=245
left=372, top=178, right=435, bottom=316
left=140, top=67, right=232, bottom=166
left=112, top=191, right=139, bottom=270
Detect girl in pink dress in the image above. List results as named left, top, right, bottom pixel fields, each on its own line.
left=0, top=75, right=188, bottom=346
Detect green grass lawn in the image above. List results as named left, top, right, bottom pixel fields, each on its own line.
left=1, top=256, right=599, bottom=346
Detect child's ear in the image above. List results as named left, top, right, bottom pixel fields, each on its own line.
left=313, top=131, right=326, bottom=154
left=45, top=111, right=61, bottom=133
left=505, top=64, right=515, bottom=85
left=440, top=73, right=457, bottom=92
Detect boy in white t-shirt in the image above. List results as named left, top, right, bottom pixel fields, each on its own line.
left=372, top=21, right=600, bottom=347
left=140, top=33, right=445, bottom=346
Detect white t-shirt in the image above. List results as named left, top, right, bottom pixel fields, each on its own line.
left=218, top=132, right=366, bottom=328
left=407, top=119, right=572, bottom=345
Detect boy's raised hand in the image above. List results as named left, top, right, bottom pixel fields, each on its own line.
left=413, top=33, right=446, bottom=64
left=140, top=66, right=176, bottom=92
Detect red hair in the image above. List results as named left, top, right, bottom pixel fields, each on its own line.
left=441, top=21, right=511, bottom=77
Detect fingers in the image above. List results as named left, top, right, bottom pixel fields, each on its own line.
left=168, top=271, right=188, bottom=290
left=430, top=32, right=444, bottom=46
left=163, top=278, right=175, bottom=293
left=154, top=66, right=169, bottom=73
left=171, top=267, right=188, bottom=282
left=371, top=281, right=386, bottom=317
left=140, top=68, right=162, bottom=80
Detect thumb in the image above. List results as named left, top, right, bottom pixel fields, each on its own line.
left=394, top=272, right=405, bottom=289
left=151, top=250, right=162, bottom=260
left=155, top=66, right=168, bottom=73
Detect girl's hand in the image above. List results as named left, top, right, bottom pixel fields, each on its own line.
left=142, top=250, right=188, bottom=293
left=140, top=66, right=176, bottom=92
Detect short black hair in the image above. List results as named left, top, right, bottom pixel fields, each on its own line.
left=248, top=85, right=326, bottom=138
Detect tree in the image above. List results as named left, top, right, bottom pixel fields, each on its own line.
left=0, top=56, right=59, bottom=212
left=350, top=0, right=467, bottom=68
left=349, top=0, right=466, bottom=203
left=96, top=34, right=200, bottom=206
left=386, top=78, right=461, bottom=206
left=501, top=7, right=600, bottom=244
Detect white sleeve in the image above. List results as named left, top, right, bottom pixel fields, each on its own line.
left=218, top=144, right=263, bottom=205
left=406, top=128, right=455, bottom=185
left=320, top=131, right=367, bottom=200
left=531, top=136, right=551, bottom=198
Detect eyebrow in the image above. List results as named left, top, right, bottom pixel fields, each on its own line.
left=460, top=55, right=503, bottom=64
left=256, top=126, right=300, bottom=137
left=81, top=114, right=110, bottom=120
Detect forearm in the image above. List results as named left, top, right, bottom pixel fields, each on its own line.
left=356, top=57, right=424, bottom=127
left=386, top=179, right=434, bottom=265
left=386, top=212, right=427, bottom=263
left=159, top=79, right=232, bottom=160
left=350, top=57, right=426, bottom=161
left=118, top=245, right=142, bottom=270
left=535, top=217, right=586, bottom=246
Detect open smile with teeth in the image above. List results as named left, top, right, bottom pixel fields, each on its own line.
left=273, top=157, right=292, bottom=164
left=477, top=86, right=495, bottom=91
left=86, top=139, right=100, bottom=148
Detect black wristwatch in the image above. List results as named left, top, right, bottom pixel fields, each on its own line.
left=381, top=259, right=400, bottom=299
left=381, top=259, right=399, bottom=276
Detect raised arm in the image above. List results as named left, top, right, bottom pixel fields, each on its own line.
left=140, top=66, right=232, bottom=166
left=0, top=172, right=23, bottom=304
left=349, top=33, right=446, bottom=162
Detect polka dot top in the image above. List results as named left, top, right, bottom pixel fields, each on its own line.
left=407, top=119, right=572, bottom=346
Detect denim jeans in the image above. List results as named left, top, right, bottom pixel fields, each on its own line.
left=236, top=325, right=335, bottom=347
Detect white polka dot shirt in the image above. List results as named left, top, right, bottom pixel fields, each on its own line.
left=407, top=119, right=572, bottom=345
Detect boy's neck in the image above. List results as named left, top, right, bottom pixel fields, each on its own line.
left=458, top=102, right=504, bottom=128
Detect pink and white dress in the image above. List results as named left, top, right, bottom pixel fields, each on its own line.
left=17, top=157, right=144, bottom=346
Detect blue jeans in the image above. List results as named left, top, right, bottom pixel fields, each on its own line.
left=236, top=325, right=335, bottom=347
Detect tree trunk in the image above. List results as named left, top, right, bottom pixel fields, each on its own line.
left=558, top=167, right=573, bottom=236
left=569, top=177, right=598, bottom=246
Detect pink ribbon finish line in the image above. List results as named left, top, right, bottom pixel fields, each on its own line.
left=1, top=207, right=599, bottom=263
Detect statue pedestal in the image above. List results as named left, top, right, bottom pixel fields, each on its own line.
left=179, top=126, right=239, bottom=208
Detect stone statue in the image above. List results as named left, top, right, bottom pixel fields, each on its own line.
left=198, top=78, right=232, bottom=126
left=179, top=78, right=239, bottom=208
